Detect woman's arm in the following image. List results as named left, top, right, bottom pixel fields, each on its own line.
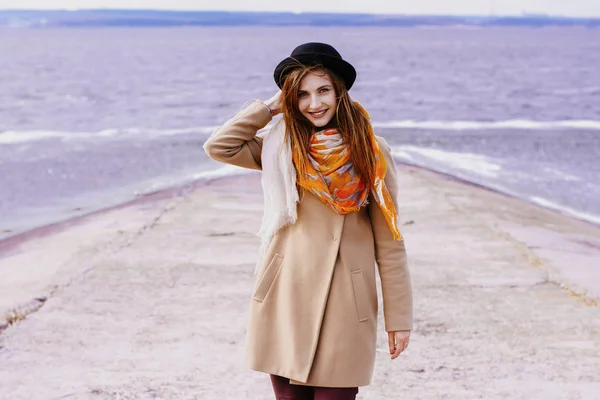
left=203, top=100, right=272, bottom=170
left=204, top=92, right=282, bottom=170
left=369, top=137, right=414, bottom=333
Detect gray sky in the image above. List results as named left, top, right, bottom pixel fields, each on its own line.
left=1, top=0, right=600, bottom=17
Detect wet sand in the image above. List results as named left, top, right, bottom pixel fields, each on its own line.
left=1, top=165, right=599, bottom=399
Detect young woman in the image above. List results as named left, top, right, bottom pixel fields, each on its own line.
left=204, top=42, right=413, bottom=400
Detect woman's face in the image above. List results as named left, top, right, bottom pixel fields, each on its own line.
left=297, top=70, right=338, bottom=128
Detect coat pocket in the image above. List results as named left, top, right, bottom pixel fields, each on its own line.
left=350, top=269, right=369, bottom=322
left=253, top=253, right=284, bottom=303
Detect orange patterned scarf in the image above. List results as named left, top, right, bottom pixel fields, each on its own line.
left=292, top=108, right=402, bottom=240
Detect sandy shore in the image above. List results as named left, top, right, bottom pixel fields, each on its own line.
left=1, top=165, right=600, bottom=399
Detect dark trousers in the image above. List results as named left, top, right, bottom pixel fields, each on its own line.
left=270, top=375, right=359, bottom=400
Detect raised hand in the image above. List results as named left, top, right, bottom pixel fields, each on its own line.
left=264, top=90, right=283, bottom=116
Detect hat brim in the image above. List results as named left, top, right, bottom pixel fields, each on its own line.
left=274, top=53, right=356, bottom=90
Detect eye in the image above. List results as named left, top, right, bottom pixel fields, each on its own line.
left=298, top=92, right=308, bottom=98
left=319, top=88, right=330, bottom=93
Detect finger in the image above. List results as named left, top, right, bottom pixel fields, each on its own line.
left=391, top=333, right=403, bottom=359
left=387, top=332, right=395, bottom=354
left=273, top=91, right=282, bottom=103
left=391, top=340, right=402, bottom=359
left=398, top=332, right=410, bottom=352
left=392, top=334, right=411, bottom=360
left=401, top=338, right=409, bottom=353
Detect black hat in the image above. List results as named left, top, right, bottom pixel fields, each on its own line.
left=273, top=42, right=357, bottom=90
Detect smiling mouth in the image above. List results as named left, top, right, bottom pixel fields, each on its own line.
left=308, top=109, right=328, bottom=118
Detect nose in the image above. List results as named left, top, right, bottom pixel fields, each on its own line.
left=309, top=94, right=321, bottom=109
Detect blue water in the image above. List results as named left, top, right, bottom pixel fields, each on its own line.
left=1, top=26, right=599, bottom=237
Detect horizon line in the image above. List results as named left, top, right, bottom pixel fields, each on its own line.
left=1, top=8, right=600, bottom=19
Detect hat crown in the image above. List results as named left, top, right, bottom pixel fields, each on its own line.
left=290, top=42, right=342, bottom=59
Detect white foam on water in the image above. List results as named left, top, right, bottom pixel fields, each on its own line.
left=146, top=126, right=220, bottom=137
left=392, top=145, right=502, bottom=178
left=391, top=144, right=528, bottom=205
left=390, top=145, right=600, bottom=225
left=135, top=164, right=255, bottom=195
left=96, top=129, right=120, bottom=137
left=0, top=126, right=220, bottom=145
left=389, top=148, right=414, bottom=161
left=542, top=167, right=581, bottom=182
left=188, top=164, right=254, bottom=181
left=0, top=130, right=69, bottom=144
left=373, top=119, right=600, bottom=130
left=529, top=197, right=600, bottom=225
left=4, top=117, right=599, bottom=146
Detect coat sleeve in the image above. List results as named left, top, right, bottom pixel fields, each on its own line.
left=203, top=100, right=272, bottom=170
left=369, top=136, right=414, bottom=332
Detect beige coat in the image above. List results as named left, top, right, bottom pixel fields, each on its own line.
left=204, top=100, right=413, bottom=388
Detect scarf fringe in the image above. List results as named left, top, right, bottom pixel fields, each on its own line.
left=257, top=119, right=299, bottom=274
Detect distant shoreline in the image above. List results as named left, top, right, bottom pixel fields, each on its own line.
left=1, top=10, right=599, bottom=28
